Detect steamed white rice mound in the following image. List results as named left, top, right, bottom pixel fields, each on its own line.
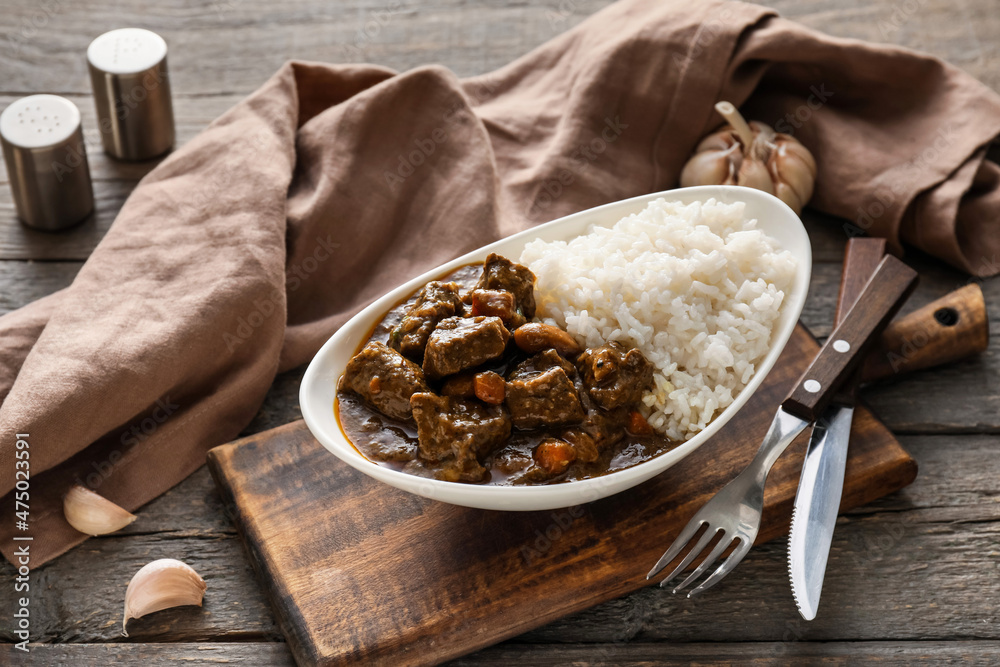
left=519, top=197, right=797, bottom=442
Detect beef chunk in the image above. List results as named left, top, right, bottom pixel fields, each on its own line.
left=491, top=442, right=534, bottom=476
left=410, top=393, right=512, bottom=482
left=389, top=281, right=464, bottom=360
left=422, top=316, right=510, bottom=380
left=561, top=406, right=629, bottom=463
left=475, top=254, right=536, bottom=319
left=576, top=342, right=654, bottom=410
left=340, top=341, right=431, bottom=420
left=505, top=350, right=585, bottom=429
left=440, top=372, right=476, bottom=398
left=514, top=348, right=576, bottom=377
left=469, top=289, right=526, bottom=328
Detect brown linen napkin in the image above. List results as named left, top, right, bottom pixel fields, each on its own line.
left=3, top=0, right=1000, bottom=567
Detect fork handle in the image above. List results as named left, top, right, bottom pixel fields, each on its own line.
left=782, top=255, right=918, bottom=422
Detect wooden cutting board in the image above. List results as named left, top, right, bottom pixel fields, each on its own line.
left=207, top=323, right=917, bottom=667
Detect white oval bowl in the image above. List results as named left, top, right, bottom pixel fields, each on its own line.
left=300, top=186, right=811, bottom=511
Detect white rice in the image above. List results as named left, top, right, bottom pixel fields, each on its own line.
left=519, top=197, right=797, bottom=441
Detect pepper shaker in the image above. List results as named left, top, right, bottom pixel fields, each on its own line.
left=87, top=28, right=175, bottom=161
left=0, top=95, right=95, bottom=231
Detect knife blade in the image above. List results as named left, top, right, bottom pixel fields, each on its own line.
left=788, top=238, right=886, bottom=620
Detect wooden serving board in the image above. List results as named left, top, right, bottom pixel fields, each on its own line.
left=207, top=323, right=917, bottom=667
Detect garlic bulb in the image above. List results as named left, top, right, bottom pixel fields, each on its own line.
left=122, top=558, right=207, bottom=636
left=63, top=485, right=137, bottom=536
left=680, top=101, right=817, bottom=214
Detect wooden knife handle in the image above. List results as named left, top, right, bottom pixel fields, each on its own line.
left=832, top=238, right=887, bottom=402
left=836, top=238, right=887, bottom=326
left=783, top=255, right=918, bottom=422
left=861, top=283, right=989, bottom=383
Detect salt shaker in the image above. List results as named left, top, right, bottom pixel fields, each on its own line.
left=87, top=28, right=175, bottom=161
left=0, top=95, right=95, bottom=231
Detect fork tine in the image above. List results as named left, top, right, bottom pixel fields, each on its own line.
left=656, top=526, right=718, bottom=589
left=646, top=519, right=706, bottom=580
left=686, top=538, right=751, bottom=598
left=672, top=534, right=731, bottom=594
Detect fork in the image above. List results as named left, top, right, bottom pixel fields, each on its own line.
left=645, top=410, right=804, bottom=597
left=647, top=253, right=918, bottom=597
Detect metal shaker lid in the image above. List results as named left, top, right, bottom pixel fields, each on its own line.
left=0, top=95, right=95, bottom=231
left=87, top=28, right=175, bottom=161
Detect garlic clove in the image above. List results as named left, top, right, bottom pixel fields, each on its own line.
left=680, top=150, right=732, bottom=188
left=777, top=139, right=817, bottom=176
left=775, top=181, right=804, bottom=215
left=773, top=150, right=816, bottom=203
left=737, top=158, right=775, bottom=194
left=695, top=130, right=734, bottom=153
left=122, top=558, right=207, bottom=636
left=64, top=485, right=137, bottom=536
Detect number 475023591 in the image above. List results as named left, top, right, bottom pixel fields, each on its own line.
left=15, top=434, right=30, bottom=527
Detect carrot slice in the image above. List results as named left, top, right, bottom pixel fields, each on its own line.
left=534, top=439, right=577, bottom=476
left=627, top=410, right=654, bottom=435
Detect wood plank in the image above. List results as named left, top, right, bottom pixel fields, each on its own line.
left=2, top=643, right=295, bottom=665
left=0, top=529, right=282, bottom=643
left=0, top=436, right=996, bottom=645
left=459, top=640, right=1000, bottom=665
left=7, top=640, right=1000, bottom=665
left=1, top=0, right=997, bottom=95
left=0, top=261, right=79, bottom=315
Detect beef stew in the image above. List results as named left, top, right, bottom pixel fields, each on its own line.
left=336, top=254, right=679, bottom=485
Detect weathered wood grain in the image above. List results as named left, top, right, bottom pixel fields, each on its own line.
left=0, top=529, right=282, bottom=643
left=0, top=261, right=78, bottom=315
left=1, top=0, right=997, bottom=94
left=460, top=640, right=1000, bottom=665
left=2, top=643, right=296, bottom=665
left=0, top=434, right=996, bottom=648
left=7, top=640, right=1000, bottom=665
left=862, top=284, right=989, bottom=386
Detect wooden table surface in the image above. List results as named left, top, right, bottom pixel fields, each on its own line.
left=2, top=0, right=999, bottom=664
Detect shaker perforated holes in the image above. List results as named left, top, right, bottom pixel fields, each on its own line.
left=87, top=28, right=167, bottom=75
left=0, top=95, right=79, bottom=150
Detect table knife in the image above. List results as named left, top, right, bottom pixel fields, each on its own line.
left=788, top=254, right=990, bottom=620
left=788, top=238, right=886, bottom=621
